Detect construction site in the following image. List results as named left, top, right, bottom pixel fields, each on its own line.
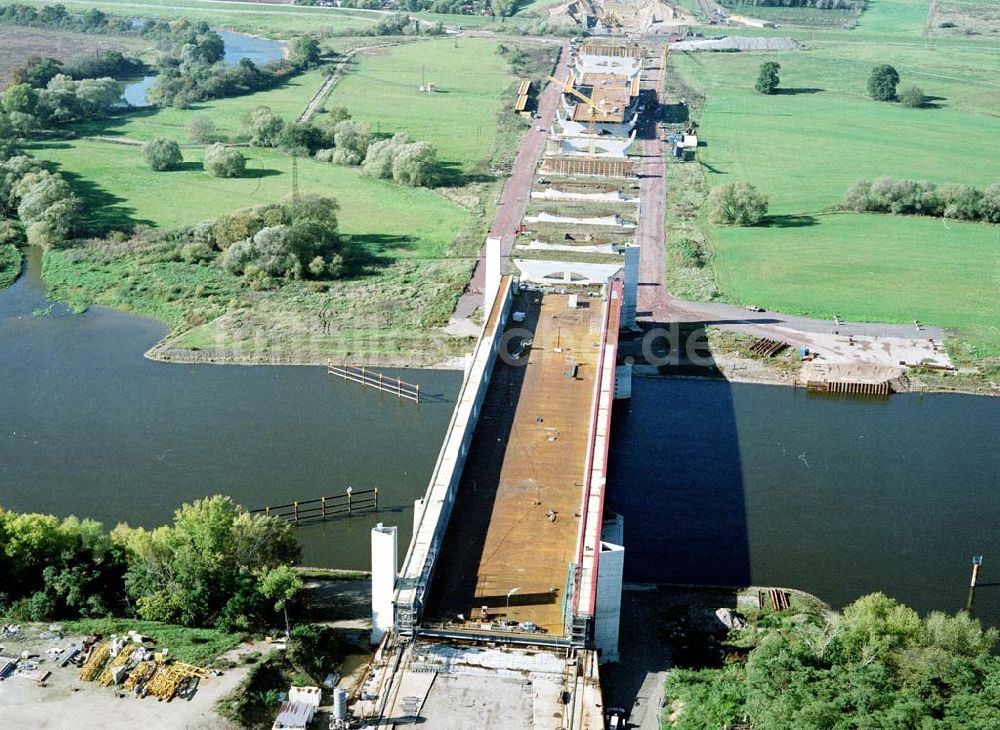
left=337, top=39, right=667, bottom=729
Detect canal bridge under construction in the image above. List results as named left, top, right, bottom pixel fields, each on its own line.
left=389, top=272, right=629, bottom=660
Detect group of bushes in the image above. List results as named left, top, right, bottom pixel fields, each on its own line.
left=664, top=593, right=1000, bottom=729
left=184, top=195, right=362, bottom=284
left=842, top=178, right=1000, bottom=223
left=2, top=74, right=122, bottom=130
left=316, top=125, right=437, bottom=187
left=149, top=31, right=320, bottom=109
left=141, top=138, right=246, bottom=178
left=0, top=135, right=80, bottom=247
left=0, top=496, right=300, bottom=632
left=250, top=104, right=439, bottom=187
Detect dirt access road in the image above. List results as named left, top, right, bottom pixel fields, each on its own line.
left=635, top=51, right=670, bottom=318
left=448, top=39, right=570, bottom=330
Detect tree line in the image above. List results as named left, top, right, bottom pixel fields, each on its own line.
left=0, top=4, right=219, bottom=41
left=0, top=131, right=80, bottom=247
left=0, top=496, right=300, bottom=632
left=842, top=178, right=1000, bottom=223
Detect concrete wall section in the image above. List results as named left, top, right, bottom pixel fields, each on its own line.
left=594, top=538, right=624, bottom=663
left=371, top=523, right=398, bottom=645
left=394, top=276, right=515, bottom=632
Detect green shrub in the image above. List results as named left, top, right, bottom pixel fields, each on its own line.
left=204, top=144, right=247, bottom=178
left=898, top=85, right=926, bottom=108
left=143, top=137, right=183, bottom=171
left=868, top=64, right=899, bottom=101
left=707, top=182, right=768, bottom=226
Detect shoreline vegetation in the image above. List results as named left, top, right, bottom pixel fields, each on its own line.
left=0, top=243, right=21, bottom=288
left=663, top=589, right=1000, bottom=728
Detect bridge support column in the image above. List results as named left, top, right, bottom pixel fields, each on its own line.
left=622, top=245, right=639, bottom=329
left=372, top=523, right=398, bottom=645
left=594, top=515, right=624, bottom=663
left=485, top=236, right=502, bottom=314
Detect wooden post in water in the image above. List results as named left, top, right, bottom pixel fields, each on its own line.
left=346, top=486, right=353, bottom=515
left=321, top=496, right=326, bottom=520
left=293, top=501, right=299, bottom=525
left=416, top=385, right=420, bottom=403
left=967, top=555, right=984, bottom=612
left=374, top=487, right=379, bottom=512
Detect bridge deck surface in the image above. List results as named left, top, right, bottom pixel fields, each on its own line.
left=424, top=291, right=604, bottom=635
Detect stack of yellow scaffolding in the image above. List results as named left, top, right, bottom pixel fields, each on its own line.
left=98, top=644, right=137, bottom=686
left=145, top=662, right=209, bottom=701
left=79, top=641, right=110, bottom=682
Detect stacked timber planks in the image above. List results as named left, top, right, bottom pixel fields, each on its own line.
left=749, top=338, right=787, bottom=357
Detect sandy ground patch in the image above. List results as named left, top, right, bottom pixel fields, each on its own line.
left=0, top=627, right=270, bottom=730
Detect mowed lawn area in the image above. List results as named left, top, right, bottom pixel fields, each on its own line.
left=327, top=38, right=514, bottom=172
left=78, top=70, right=330, bottom=144
left=31, top=140, right=467, bottom=258
left=19, top=0, right=380, bottom=36
left=672, top=21, right=1000, bottom=354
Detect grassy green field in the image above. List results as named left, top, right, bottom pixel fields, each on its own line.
left=327, top=38, right=514, bottom=172
left=671, top=16, right=1000, bottom=356
left=79, top=69, right=329, bottom=144
left=31, top=140, right=466, bottom=250
left=854, top=0, right=932, bottom=34
left=19, top=0, right=380, bottom=36
left=62, top=618, right=241, bottom=666
left=712, top=215, right=999, bottom=357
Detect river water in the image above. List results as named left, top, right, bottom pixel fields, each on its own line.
left=122, top=30, right=287, bottom=107
left=2, top=250, right=998, bottom=624
left=0, top=250, right=460, bottom=566
left=607, top=377, right=1000, bottom=627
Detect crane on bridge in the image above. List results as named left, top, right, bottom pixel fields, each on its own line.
left=547, top=76, right=607, bottom=156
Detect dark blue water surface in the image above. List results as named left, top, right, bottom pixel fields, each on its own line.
left=0, top=250, right=459, bottom=567
left=608, top=377, right=1000, bottom=625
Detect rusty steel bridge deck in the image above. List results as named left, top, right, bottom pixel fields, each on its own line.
left=424, top=291, right=607, bottom=635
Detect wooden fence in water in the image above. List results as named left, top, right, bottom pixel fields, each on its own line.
left=328, top=364, right=420, bottom=403
left=250, top=487, right=378, bottom=526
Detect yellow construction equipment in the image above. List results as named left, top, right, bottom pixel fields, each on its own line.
left=123, top=661, right=156, bottom=692
left=98, top=644, right=137, bottom=687
left=80, top=641, right=111, bottom=682
left=145, top=661, right=210, bottom=701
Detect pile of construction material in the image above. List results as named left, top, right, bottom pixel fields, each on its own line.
left=77, top=631, right=209, bottom=702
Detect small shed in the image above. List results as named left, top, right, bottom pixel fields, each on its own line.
left=272, top=701, right=316, bottom=730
